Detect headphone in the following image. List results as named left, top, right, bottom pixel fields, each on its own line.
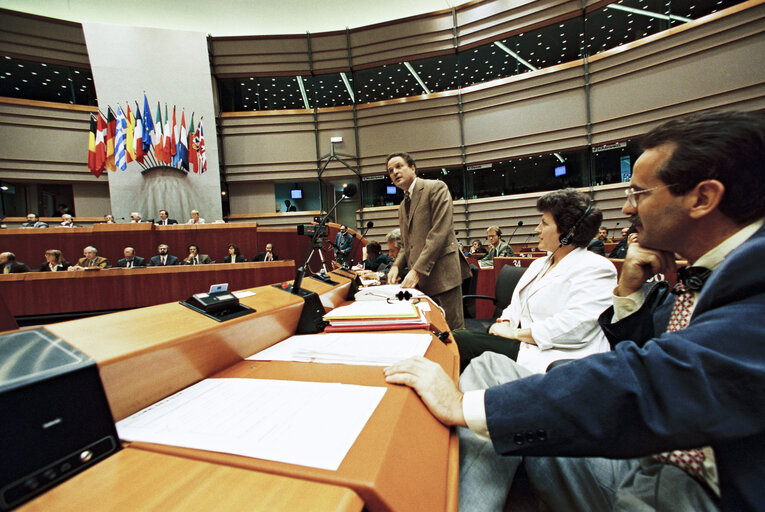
left=559, top=200, right=592, bottom=246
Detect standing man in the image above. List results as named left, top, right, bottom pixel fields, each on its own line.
left=387, top=152, right=471, bottom=329
left=334, top=225, right=354, bottom=267
left=384, top=111, right=765, bottom=511
left=479, top=226, right=514, bottom=266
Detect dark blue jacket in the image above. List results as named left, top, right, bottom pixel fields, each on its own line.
left=484, top=223, right=765, bottom=511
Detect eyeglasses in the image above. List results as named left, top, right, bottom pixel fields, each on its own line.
left=625, top=184, right=675, bottom=207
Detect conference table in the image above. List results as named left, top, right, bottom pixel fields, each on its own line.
left=0, top=261, right=295, bottom=320
left=14, top=270, right=460, bottom=512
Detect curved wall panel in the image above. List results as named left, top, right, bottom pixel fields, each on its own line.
left=0, top=8, right=89, bottom=66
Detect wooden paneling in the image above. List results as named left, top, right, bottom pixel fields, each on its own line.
left=0, top=98, right=97, bottom=182
left=0, top=8, right=89, bottom=66
left=588, top=0, right=765, bottom=145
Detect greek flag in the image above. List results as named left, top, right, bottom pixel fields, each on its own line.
left=115, top=105, right=127, bottom=171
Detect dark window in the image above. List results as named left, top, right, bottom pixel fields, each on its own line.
left=0, top=56, right=96, bottom=105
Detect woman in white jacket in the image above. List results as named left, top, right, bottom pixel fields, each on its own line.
left=455, top=188, right=617, bottom=374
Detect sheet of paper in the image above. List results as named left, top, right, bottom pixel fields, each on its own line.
left=116, top=378, right=386, bottom=471
left=233, top=290, right=256, bottom=298
left=248, top=332, right=431, bottom=366
left=323, top=300, right=419, bottom=321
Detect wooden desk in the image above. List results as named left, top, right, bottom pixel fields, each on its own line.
left=17, top=271, right=458, bottom=511
left=0, top=261, right=296, bottom=319
left=18, top=448, right=363, bottom=512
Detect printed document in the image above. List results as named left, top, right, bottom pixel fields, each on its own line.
left=116, top=378, right=386, bottom=471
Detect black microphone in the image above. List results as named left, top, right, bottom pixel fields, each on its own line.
left=361, top=221, right=374, bottom=238
left=293, top=183, right=355, bottom=295
left=509, top=220, right=523, bottom=242
left=612, top=222, right=620, bottom=239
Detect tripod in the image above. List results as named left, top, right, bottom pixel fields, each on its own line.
left=306, top=239, right=332, bottom=275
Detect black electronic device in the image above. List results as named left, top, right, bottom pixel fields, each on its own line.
left=180, top=291, right=255, bottom=322
left=0, top=328, right=121, bottom=510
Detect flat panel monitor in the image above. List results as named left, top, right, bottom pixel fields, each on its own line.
left=386, top=185, right=397, bottom=195
left=290, top=189, right=302, bottom=199
left=554, top=165, right=566, bottom=178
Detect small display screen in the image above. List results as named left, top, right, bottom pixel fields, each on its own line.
left=290, top=189, right=302, bottom=199
left=554, top=165, right=566, bottom=177
left=386, top=186, right=397, bottom=195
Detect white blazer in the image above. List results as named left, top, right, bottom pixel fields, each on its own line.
left=499, top=247, right=617, bottom=374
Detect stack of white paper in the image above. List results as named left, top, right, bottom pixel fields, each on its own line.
left=248, top=332, right=432, bottom=366
left=116, top=378, right=386, bottom=471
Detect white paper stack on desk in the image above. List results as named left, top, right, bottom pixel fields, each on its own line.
left=322, top=300, right=429, bottom=332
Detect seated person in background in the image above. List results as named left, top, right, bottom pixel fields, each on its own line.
left=56, top=203, right=71, bottom=216
left=38, top=249, right=70, bottom=272
left=377, top=228, right=405, bottom=281
left=186, top=210, right=205, bottom=224
left=130, top=212, right=143, bottom=223
left=183, top=243, right=212, bottom=265
left=103, top=214, right=116, bottom=224
left=0, top=252, right=30, bottom=273
left=148, top=244, right=180, bottom=266
left=465, top=239, right=488, bottom=258
left=224, top=243, right=247, bottom=263
left=117, top=247, right=146, bottom=268
left=586, top=225, right=609, bottom=256
left=155, top=209, right=178, bottom=226
left=609, top=224, right=638, bottom=258
left=454, top=188, right=617, bottom=373
left=479, top=226, right=514, bottom=266
left=70, top=246, right=109, bottom=270
left=284, top=199, right=297, bottom=212
left=252, top=243, right=278, bottom=262
left=361, top=241, right=394, bottom=271
left=20, top=213, right=48, bottom=229
left=60, top=214, right=78, bottom=228
left=334, top=225, right=354, bottom=266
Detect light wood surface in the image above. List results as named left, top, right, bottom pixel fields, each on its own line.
left=13, top=271, right=458, bottom=511
left=18, top=448, right=363, bottom=512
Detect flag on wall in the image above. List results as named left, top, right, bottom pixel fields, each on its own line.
left=142, top=94, right=153, bottom=152
left=188, top=112, right=198, bottom=174
left=170, top=106, right=178, bottom=165
left=197, top=118, right=207, bottom=173
left=115, top=106, right=127, bottom=171
left=87, top=114, right=99, bottom=176
left=163, top=104, right=172, bottom=164
left=134, top=102, right=144, bottom=164
left=94, top=111, right=107, bottom=173
left=178, top=110, right=189, bottom=170
left=105, top=107, right=116, bottom=172
left=126, top=104, right=135, bottom=163
left=153, top=102, right=164, bottom=161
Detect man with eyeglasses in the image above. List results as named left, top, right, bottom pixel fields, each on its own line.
left=479, top=226, right=514, bottom=267
left=384, top=111, right=765, bottom=511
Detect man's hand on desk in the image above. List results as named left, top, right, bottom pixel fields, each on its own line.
left=387, top=265, right=399, bottom=284
left=384, top=356, right=467, bottom=427
left=400, top=269, right=420, bottom=289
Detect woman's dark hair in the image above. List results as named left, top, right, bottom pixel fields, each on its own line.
left=536, top=188, right=602, bottom=248
left=366, top=241, right=381, bottom=259
left=641, top=110, right=765, bottom=224
left=227, top=243, right=240, bottom=255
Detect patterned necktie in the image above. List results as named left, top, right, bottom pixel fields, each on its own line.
left=653, top=268, right=715, bottom=490
left=404, top=191, right=411, bottom=217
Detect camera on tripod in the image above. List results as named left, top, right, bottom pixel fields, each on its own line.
left=297, top=223, right=329, bottom=244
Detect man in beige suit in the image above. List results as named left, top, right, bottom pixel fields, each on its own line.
left=387, top=152, right=471, bottom=329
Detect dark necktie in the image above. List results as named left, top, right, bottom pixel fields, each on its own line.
left=404, top=191, right=411, bottom=217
